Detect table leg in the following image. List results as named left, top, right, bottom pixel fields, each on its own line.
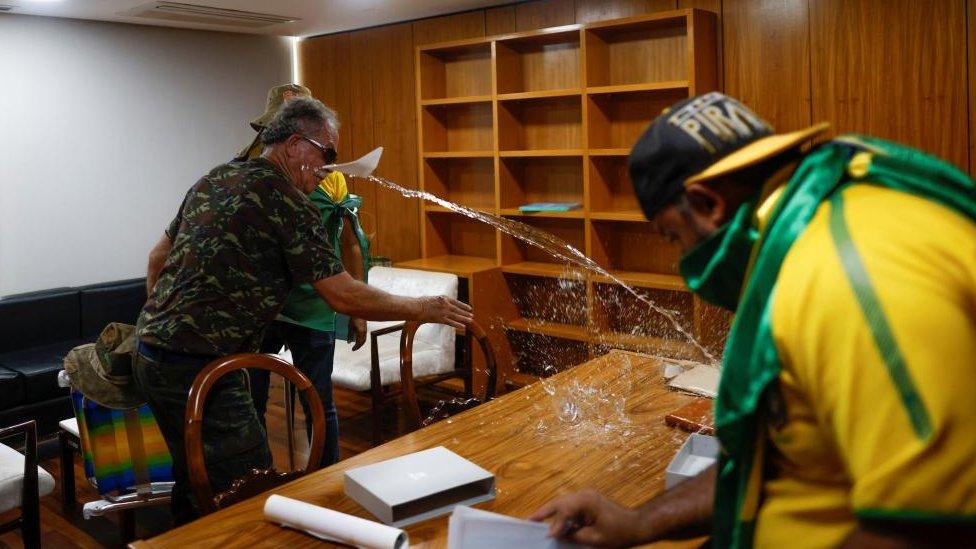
left=120, top=509, right=136, bottom=542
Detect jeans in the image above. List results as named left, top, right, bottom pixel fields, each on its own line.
left=132, top=344, right=272, bottom=525
left=252, top=321, right=340, bottom=468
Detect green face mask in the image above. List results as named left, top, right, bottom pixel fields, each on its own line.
left=678, top=201, right=758, bottom=311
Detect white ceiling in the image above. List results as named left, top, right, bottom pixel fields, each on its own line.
left=1, top=0, right=513, bottom=37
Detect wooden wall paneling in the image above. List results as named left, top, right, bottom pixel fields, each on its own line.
left=371, top=23, right=421, bottom=263
left=968, top=0, right=975, bottom=175
left=297, top=37, right=325, bottom=98
left=515, top=0, right=576, bottom=31
left=575, top=0, right=676, bottom=24
left=810, top=0, right=969, bottom=170
left=412, top=10, right=486, bottom=46
left=346, top=30, right=379, bottom=254
left=723, top=0, right=811, bottom=132
left=486, top=5, right=517, bottom=35
left=303, top=34, right=353, bottom=161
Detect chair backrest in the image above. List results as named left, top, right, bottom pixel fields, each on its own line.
left=184, top=353, right=325, bottom=515
left=401, top=320, right=498, bottom=428
left=367, top=267, right=459, bottom=350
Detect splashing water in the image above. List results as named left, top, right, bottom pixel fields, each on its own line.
left=333, top=172, right=720, bottom=435
left=358, top=173, right=717, bottom=364
left=532, top=353, right=639, bottom=445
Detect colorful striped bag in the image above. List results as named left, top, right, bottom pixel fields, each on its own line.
left=70, top=390, right=174, bottom=495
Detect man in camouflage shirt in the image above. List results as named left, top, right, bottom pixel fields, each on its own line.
left=136, top=97, right=471, bottom=523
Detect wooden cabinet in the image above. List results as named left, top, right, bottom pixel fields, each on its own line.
left=399, top=9, right=723, bottom=390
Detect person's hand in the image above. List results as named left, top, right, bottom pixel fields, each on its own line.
left=348, top=318, right=367, bottom=351
left=418, top=296, right=473, bottom=328
left=530, top=490, right=646, bottom=547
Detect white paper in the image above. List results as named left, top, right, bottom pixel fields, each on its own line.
left=447, top=505, right=587, bottom=549
left=323, top=146, right=384, bottom=177
left=667, top=364, right=720, bottom=398
left=264, top=494, right=407, bottom=549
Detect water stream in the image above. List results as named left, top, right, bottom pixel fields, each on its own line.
left=330, top=171, right=719, bottom=436
left=359, top=174, right=716, bottom=365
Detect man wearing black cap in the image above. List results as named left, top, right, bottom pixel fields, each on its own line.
left=532, top=92, right=976, bottom=547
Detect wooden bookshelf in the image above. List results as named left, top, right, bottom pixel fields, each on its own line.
left=411, top=9, right=720, bottom=389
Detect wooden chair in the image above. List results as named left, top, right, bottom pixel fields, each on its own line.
left=0, top=420, right=54, bottom=549
left=401, top=320, right=498, bottom=430
left=184, top=354, right=325, bottom=515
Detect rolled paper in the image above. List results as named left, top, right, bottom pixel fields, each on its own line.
left=264, top=494, right=408, bottom=549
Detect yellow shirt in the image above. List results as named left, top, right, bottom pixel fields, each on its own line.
left=755, top=184, right=976, bottom=547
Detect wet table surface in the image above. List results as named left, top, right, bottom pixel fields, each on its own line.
left=131, top=350, right=706, bottom=548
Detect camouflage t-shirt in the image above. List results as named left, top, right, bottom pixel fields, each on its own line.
left=137, top=157, right=344, bottom=356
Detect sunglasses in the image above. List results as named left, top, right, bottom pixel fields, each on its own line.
left=298, top=134, right=337, bottom=165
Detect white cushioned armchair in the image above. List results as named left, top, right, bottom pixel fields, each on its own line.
left=280, top=266, right=463, bottom=444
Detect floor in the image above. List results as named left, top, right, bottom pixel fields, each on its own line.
left=0, top=376, right=462, bottom=548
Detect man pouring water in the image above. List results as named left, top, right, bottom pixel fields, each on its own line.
left=136, top=97, right=473, bottom=523
left=532, top=92, right=976, bottom=547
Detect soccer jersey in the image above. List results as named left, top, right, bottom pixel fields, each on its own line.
left=753, top=184, right=976, bottom=546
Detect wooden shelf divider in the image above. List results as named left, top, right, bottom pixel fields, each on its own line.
left=420, top=95, right=494, bottom=106
left=586, top=80, right=689, bottom=95
left=505, top=318, right=592, bottom=343
left=424, top=205, right=495, bottom=215
left=590, top=270, right=687, bottom=291
left=497, top=89, right=582, bottom=101
left=397, top=254, right=497, bottom=277
left=498, top=149, right=585, bottom=157
left=588, top=210, right=647, bottom=221
left=423, top=151, right=494, bottom=158
left=501, top=261, right=586, bottom=278
left=588, top=148, right=631, bottom=156
left=498, top=208, right=584, bottom=219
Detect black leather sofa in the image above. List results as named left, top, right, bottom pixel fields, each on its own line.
left=0, top=278, right=146, bottom=438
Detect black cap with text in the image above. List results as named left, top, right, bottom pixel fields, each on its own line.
left=628, top=92, right=773, bottom=219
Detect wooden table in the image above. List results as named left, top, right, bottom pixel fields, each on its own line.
left=132, top=351, right=703, bottom=548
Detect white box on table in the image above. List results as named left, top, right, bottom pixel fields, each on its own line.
left=665, top=433, right=719, bottom=489
left=344, top=446, right=495, bottom=527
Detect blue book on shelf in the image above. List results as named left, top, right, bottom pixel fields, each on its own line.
left=518, top=202, right=581, bottom=213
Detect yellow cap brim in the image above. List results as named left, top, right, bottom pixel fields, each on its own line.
left=685, top=122, right=831, bottom=186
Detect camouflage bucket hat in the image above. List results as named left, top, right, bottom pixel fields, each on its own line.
left=250, top=83, right=312, bottom=130
left=63, top=323, right=144, bottom=409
